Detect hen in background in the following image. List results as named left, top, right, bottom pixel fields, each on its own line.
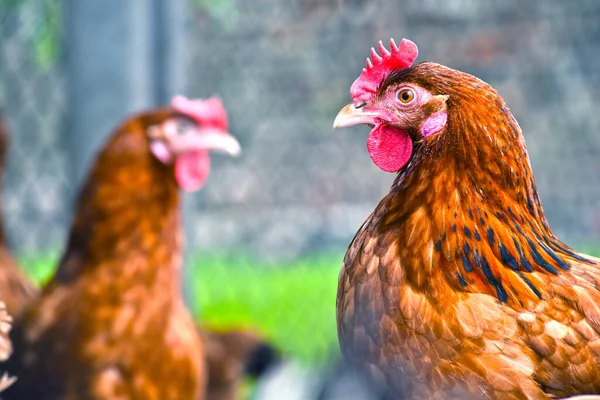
left=4, top=96, right=241, bottom=400
left=201, top=325, right=280, bottom=400
left=0, top=110, right=38, bottom=320
left=334, top=38, right=600, bottom=399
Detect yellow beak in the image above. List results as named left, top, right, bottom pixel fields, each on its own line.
left=333, top=103, right=380, bottom=130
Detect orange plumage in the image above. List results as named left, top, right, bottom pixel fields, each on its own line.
left=335, top=39, right=600, bottom=399
left=4, top=98, right=240, bottom=400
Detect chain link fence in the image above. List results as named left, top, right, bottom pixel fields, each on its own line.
left=1, top=0, right=68, bottom=252
left=2, top=0, right=600, bottom=256
left=187, top=0, right=600, bottom=259
left=1, top=0, right=600, bottom=397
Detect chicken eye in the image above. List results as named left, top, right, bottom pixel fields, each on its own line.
left=397, top=88, right=415, bottom=104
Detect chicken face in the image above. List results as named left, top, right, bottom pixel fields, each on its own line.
left=148, top=96, right=241, bottom=192
left=333, top=39, right=448, bottom=173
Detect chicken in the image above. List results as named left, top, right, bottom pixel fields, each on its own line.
left=334, top=38, right=600, bottom=399
left=200, top=325, right=279, bottom=400
left=4, top=96, right=241, bottom=400
left=0, top=110, right=38, bottom=319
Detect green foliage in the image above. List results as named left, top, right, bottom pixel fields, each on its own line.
left=33, top=1, right=62, bottom=70
left=191, top=0, right=239, bottom=29
left=0, top=0, right=62, bottom=70
left=192, top=0, right=236, bottom=17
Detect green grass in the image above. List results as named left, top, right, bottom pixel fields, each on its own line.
left=192, top=253, right=342, bottom=365
left=18, top=251, right=344, bottom=366
left=18, top=251, right=60, bottom=285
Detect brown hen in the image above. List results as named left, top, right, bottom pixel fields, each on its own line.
left=4, top=96, right=241, bottom=400
left=0, top=110, right=38, bottom=319
left=334, top=39, right=600, bottom=399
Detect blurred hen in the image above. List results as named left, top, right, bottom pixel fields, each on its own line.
left=335, top=39, right=600, bottom=398
left=4, top=96, right=241, bottom=400
left=201, top=325, right=280, bottom=400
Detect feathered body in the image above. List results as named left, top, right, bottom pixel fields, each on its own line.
left=335, top=40, right=600, bottom=399
left=0, top=111, right=37, bottom=319
left=5, top=98, right=240, bottom=400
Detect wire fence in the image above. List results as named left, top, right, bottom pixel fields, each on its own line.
left=1, top=0, right=600, bottom=396
left=1, top=0, right=67, bottom=252
left=187, top=0, right=600, bottom=257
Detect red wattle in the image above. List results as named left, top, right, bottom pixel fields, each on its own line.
left=366, top=125, right=413, bottom=173
left=175, top=150, right=210, bottom=192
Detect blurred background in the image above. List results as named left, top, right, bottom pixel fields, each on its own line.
left=1, top=0, right=600, bottom=398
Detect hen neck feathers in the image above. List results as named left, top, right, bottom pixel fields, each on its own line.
left=377, top=68, right=594, bottom=305
left=55, top=117, right=183, bottom=298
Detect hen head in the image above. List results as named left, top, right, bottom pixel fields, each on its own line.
left=148, top=95, right=241, bottom=192
left=336, top=39, right=511, bottom=175
left=335, top=39, right=450, bottom=172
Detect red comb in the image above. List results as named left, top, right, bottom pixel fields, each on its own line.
left=350, top=38, right=418, bottom=103
left=171, top=95, right=228, bottom=131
